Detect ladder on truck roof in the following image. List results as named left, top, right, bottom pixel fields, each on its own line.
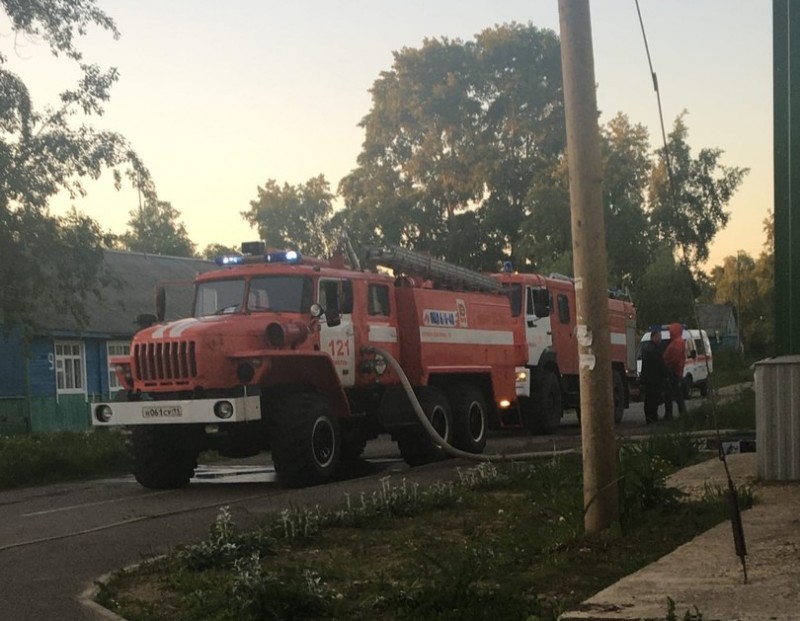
left=363, top=245, right=502, bottom=293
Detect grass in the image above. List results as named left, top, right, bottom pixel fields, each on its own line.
left=96, top=438, right=752, bottom=621
left=0, top=429, right=130, bottom=490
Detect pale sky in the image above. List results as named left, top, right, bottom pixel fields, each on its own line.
left=3, top=1, right=772, bottom=268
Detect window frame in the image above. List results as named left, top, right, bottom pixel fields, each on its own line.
left=54, top=341, right=86, bottom=395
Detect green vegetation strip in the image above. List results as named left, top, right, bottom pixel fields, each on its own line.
left=96, top=434, right=751, bottom=621
left=0, top=430, right=129, bottom=490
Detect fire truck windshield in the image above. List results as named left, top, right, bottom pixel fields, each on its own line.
left=193, top=276, right=313, bottom=317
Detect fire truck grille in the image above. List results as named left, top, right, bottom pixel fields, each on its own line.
left=134, top=341, right=197, bottom=383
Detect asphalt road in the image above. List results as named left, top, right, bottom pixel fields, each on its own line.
left=0, top=398, right=695, bottom=621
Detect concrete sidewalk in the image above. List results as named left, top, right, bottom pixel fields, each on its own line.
left=561, top=452, right=800, bottom=621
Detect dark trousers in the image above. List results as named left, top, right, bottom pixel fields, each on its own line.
left=664, top=375, right=687, bottom=417
left=643, top=381, right=663, bottom=423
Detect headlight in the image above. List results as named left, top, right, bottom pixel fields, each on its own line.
left=516, top=370, right=529, bottom=382
left=95, top=405, right=113, bottom=423
left=214, top=401, right=234, bottom=419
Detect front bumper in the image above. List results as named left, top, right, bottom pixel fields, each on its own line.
left=91, top=395, right=262, bottom=426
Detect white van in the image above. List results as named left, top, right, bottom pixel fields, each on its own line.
left=637, top=327, right=713, bottom=398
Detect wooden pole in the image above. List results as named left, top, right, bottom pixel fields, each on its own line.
left=557, top=0, right=619, bottom=532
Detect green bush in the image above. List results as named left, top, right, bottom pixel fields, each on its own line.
left=0, top=430, right=129, bottom=489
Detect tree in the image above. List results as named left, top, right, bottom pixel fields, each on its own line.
left=202, top=243, right=239, bottom=261
left=600, top=113, right=654, bottom=291
left=242, top=175, right=335, bottom=258
left=338, top=23, right=565, bottom=269
left=121, top=200, right=196, bottom=257
left=634, top=246, right=697, bottom=330
left=0, top=0, right=152, bottom=329
left=648, top=113, right=748, bottom=267
left=711, top=211, right=775, bottom=355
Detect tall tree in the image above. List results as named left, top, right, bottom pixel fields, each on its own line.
left=338, top=23, right=565, bottom=269
left=121, top=200, right=196, bottom=257
left=600, top=113, right=654, bottom=291
left=0, top=0, right=152, bottom=329
left=242, top=175, right=335, bottom=258
left=648, top=113, right=748, bottom=267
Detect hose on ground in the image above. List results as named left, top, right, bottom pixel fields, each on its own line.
left=365, top=345, right=737, bottom=464
left=364, top=345, right=577, bottom=462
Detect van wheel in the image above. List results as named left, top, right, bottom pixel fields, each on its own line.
left=270, top=392, right=341, bottom=488
left=699, top=380, right=709, bottom=397
left=397, top=388, right=452, bottom=466
left=524, top=371, right=562, bottom=435
left=613, top=370, right=625, bottom=424
left=449, top=384, right=488, bottom=454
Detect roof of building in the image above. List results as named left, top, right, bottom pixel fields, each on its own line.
left=35, top=250, right=217, bottom=338
left=695, top=303, right=738, bottom=335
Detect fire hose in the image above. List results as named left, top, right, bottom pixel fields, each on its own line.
left=364, top=345, right=576, bottom=462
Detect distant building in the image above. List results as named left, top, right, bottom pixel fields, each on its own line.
left=695, top=303, right=741, bottom=353
left=0, top=250, right=216, bottom=434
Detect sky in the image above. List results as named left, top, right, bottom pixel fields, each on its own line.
left=3, top=1, right=773, bottom=268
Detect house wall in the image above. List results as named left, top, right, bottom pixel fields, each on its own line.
left=0, top=333, right=126, bottom=434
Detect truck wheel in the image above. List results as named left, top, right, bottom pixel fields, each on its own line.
left=524, top=371, right=562, bottom=435
left=613, top=370, right=625, bottom=424
left=449, top=384, right=488, bottom=454
left=699, top=380, right=709, bottom=397
left=397, top=388, right=453, bottom=466
left=131, top=426, right=197, bottom=489
left=270, top=392, right=341, bottom=488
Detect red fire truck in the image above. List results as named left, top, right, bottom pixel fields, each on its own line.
left=92, top=242, right=525, bottom=489
left=493, top=270, right=638, bottom=433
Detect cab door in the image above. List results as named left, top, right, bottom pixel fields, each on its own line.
left=525, top=286, right=552, bottom=366
left=318, top=278, right=356, bottom=387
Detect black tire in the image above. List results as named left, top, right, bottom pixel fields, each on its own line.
left=449, top=384, right=488, bottom=454
left=699, top=380, right=709, bottom=397
left=613, top=369, right=625, bottom=424
left=270, top=392, right=341, bottom=488
left=524, top=371, right=562, bottom=435
left=131, top=426, right=198, bottom=489
left=397, top=388, right=453, bottom=466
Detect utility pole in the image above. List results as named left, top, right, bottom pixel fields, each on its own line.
left=557, top=0, right=619, bottom=532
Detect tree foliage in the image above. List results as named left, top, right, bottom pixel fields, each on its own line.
left=242, top=175, right=335, bottom=258
left=633, top=246, right=697, bottom=330
left=121, top=200, right=195, bottom=257
left=649, top=113, right=748, bottom=267
left=710, top=211, right=775, bottom=355
left=0, top=0, right=152, bottom=328
left=338, top=23, right=564, bottom=270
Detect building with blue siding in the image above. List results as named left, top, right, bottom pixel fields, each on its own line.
left=0, top=250, right=216, bottom=433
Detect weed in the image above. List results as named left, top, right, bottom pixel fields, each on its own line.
left=177, top=507, right=274, bottom=571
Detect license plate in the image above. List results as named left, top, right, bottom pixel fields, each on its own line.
left=142, top=405, right=183, bottom=419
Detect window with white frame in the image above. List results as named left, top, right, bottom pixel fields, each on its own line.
left=55, top=341, right=85, bottom=394
left=107, top=341, right=131, bottom=391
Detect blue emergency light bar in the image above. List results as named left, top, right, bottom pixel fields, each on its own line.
left=215, top=250, right=302, bottom=267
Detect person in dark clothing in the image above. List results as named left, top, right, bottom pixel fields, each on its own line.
left=663, top=322, right=688, bottom=418
left=640, top=327, right=667, bottom=423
